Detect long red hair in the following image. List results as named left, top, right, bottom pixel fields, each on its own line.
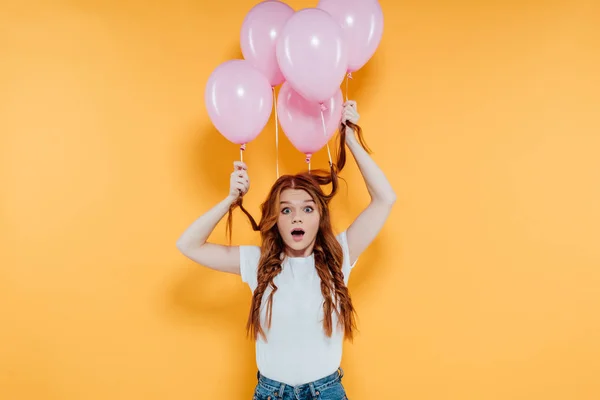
left=228, top=121, right=369, bottom=342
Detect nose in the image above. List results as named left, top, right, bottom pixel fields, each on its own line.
left=292, top=213, right=302, bottom=223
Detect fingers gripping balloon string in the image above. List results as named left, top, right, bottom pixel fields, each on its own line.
left=319, top=106, right=333, bottom=168
left=273, top=87, right=280, bottom=179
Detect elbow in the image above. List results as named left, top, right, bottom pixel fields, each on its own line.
left=388, top=189, right=397, bottom=205
left=386, top=193, right=397, bottom=207
left=176, top=238, right=191, bottom=255
left=176, top=239, right=204, bottom=256
left=380, top=190, right=397, bottom=206
left=373, top=191, right=396, bottom=208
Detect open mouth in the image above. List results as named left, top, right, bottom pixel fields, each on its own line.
left=291, top=228, right=305, bottom=241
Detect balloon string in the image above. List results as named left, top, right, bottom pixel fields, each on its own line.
left=240, top=143, right=246, bottom=162
left=273, top=88, right=279, bottom=179
left=345, top=74, right=349, bottom=102
left=320, top=108, right=333, bottom=167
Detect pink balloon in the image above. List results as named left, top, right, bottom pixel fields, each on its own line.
left=277, top=81, right=343, bottom=159
left=317, top=0, right=384, bottom=73
left=205, top=60, right=273, bottom=145
left=240, top=0, right=295, bottom=87
left=276, top=8, right=348, bottom=104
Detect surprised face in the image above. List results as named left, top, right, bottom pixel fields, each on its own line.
left=277, top=189, right=321, bottom=258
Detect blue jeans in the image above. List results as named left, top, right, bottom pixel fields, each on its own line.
left=252, top=368, right=348, bottom=400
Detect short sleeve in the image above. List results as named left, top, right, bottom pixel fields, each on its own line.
left=336, top=231, right=357, bottom=284
left=239, top=245, right=261, bottom=292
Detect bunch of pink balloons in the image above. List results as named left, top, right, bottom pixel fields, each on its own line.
left=204, top=0, right=384, bottom=160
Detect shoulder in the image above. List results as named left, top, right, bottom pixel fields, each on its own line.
left=336, top=231, right=349, bottom=248
left=240, top=245, right=261, bottom=261
left=239, top=245, right=261, bottom=289
left=336, top=231, right=357, bottom=281
left=336, top=231, right=351, bottom=261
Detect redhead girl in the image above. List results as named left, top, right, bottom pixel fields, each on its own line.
left=177, top=101, right=396, bottom=399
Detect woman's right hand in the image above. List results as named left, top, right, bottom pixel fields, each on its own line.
left=228, top=161, right=249, bottom=201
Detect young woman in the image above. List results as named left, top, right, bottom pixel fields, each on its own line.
left=176, top=101, right=396, bottom=399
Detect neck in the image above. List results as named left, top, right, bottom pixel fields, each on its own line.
left=284, top=240, right=316, bottom=258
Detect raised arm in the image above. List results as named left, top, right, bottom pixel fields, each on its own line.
left=343, top=101, right=397, bottom=265
left=175, top=161, right=250, bottom=274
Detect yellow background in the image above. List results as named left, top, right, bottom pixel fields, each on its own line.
left=1, top=0, right=599, bottom=398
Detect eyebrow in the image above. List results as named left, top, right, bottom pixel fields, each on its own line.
left=280, top=200, right=315, bottom=204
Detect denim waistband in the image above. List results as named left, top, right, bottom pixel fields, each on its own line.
left=257, top=367, right=344, bottom=394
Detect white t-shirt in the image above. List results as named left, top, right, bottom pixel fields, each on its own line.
left=239, top=231, right=357, bottom=386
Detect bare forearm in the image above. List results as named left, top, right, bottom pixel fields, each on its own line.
left=346, top=127, right=396, bottom=204
left=176, top=195, right=236, bottom=251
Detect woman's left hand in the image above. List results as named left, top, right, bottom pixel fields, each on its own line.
left=342, top=100, right=360, bottom=125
